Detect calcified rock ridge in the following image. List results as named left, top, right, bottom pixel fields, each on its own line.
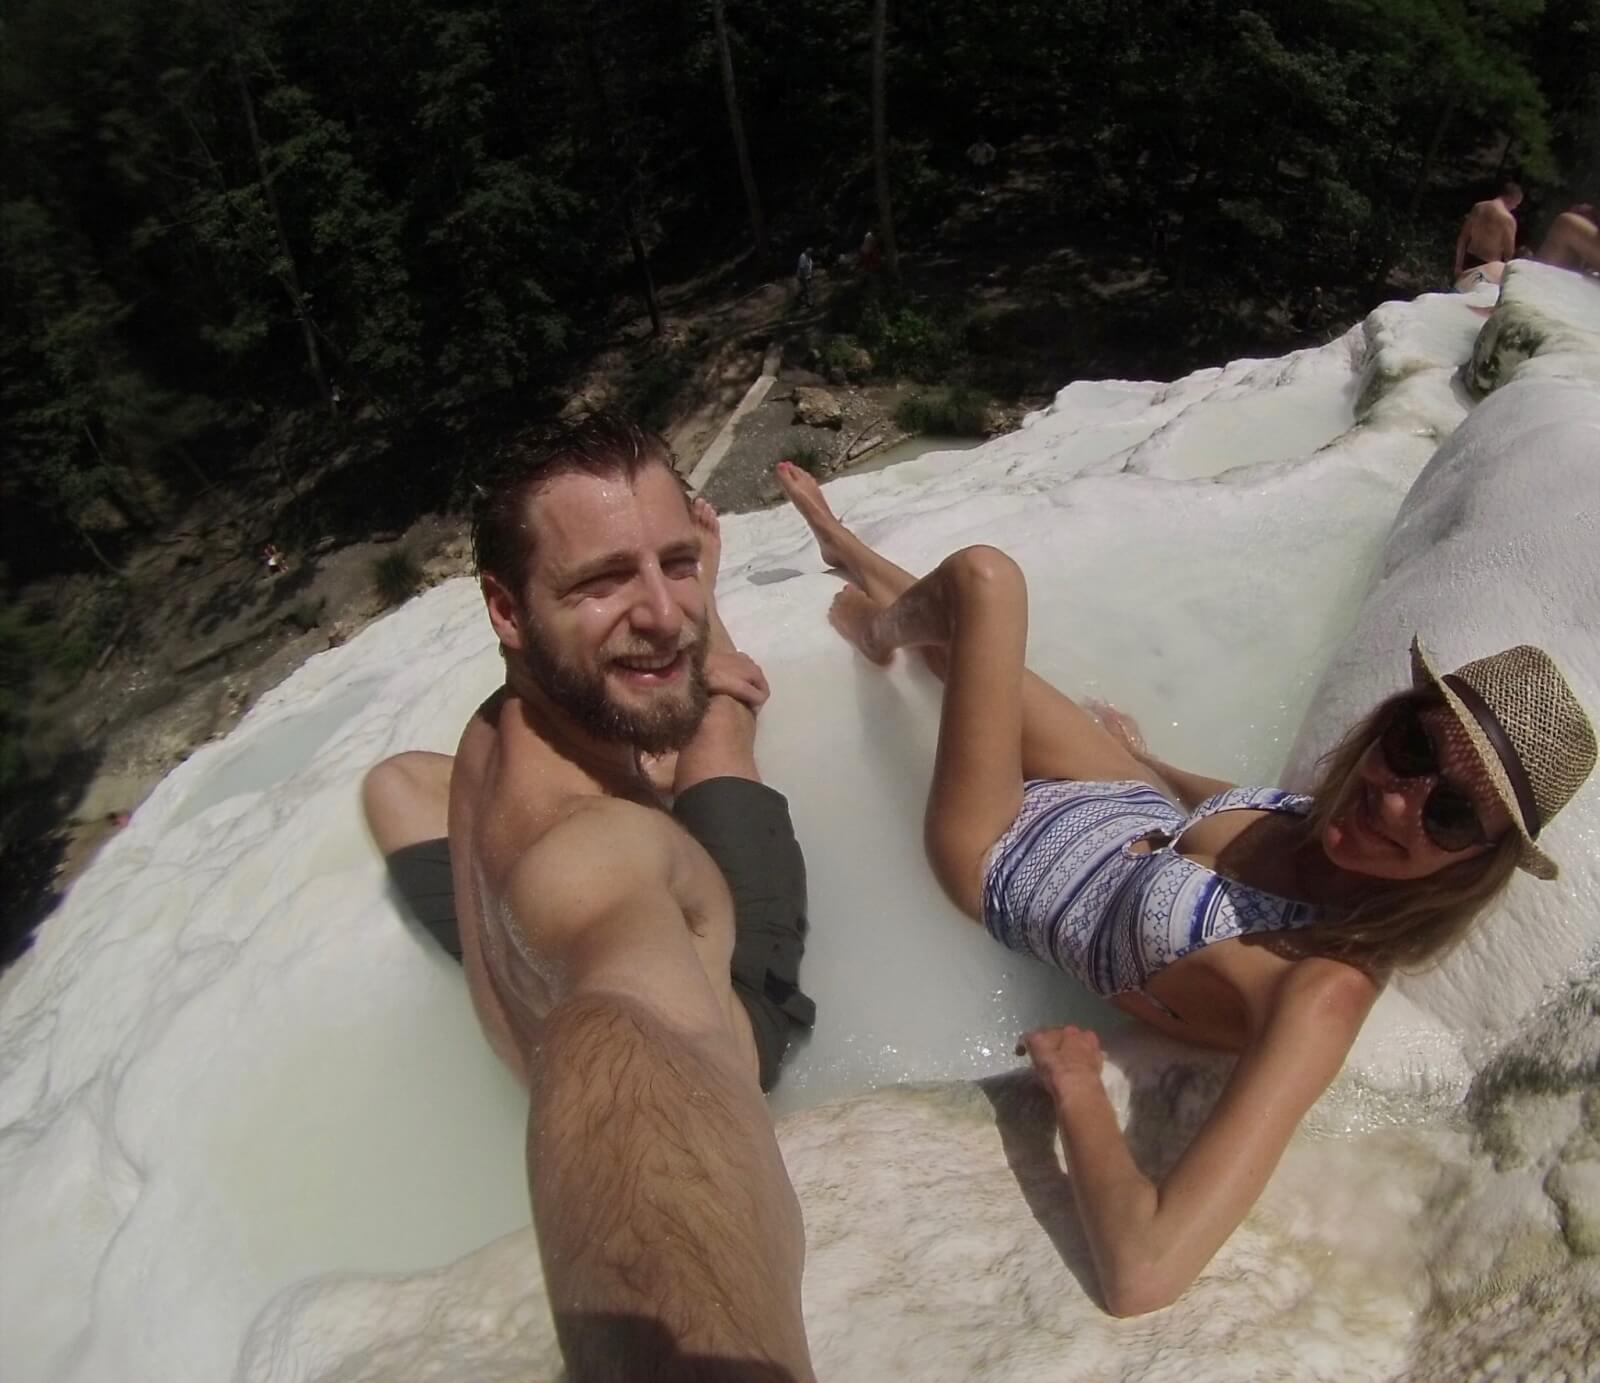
left=2, top=264, right=1597, bottom=1383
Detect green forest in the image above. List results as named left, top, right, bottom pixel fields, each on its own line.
left=2, top=0, right=1598, bottom=943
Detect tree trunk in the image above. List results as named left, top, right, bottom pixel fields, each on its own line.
left=72, top=521, right=127, bottom=581
left=1369, top=91, right=1459, bottom=299
left=579, top=15, right=662, bottom=335
left=871, top=0, right=900, bottom=285
left=233, top=57, right=332, bottom=409
left=1491, top=133, right=1516, bottom=186
left=1171, top=159, right=1215, bottom=299
left=621, top=201, right=663, bottom=337
left=1406, top=93, right=1458, bottom=221
left=711, top=0, right=768, bottom=265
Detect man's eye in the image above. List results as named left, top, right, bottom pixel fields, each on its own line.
left=665, top=556, right=700, bottom=577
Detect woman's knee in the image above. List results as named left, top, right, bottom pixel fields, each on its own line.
left=940, top=545, right=1026, bottom=603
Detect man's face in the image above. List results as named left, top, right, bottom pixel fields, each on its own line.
left=500, top=463, right=710, bottom=753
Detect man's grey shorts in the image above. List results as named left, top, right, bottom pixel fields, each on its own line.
left=383, top=777, right=815, bottom=1091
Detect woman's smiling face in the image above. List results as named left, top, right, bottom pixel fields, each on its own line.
left=1320, top=700, right=1513, bottom=881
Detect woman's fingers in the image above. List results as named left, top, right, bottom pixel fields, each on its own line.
left=1017, top=1024, right=1104, bottom=1074
left=1084, top=699, right=1147, bottom=755
left=705, top=650, right=771, bottom=709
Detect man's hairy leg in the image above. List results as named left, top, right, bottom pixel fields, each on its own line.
left=527, top=990, right=813, bottom=1381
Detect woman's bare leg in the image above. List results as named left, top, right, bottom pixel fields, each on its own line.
left=776, top=462, right=1166, bottom=791
left=828, top=545, right=1027, bottom=917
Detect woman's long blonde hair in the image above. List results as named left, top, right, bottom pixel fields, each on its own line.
left=1285, top=691, right=1520, bottom=974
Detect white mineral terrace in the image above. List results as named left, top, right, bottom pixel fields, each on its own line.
left=2, top=263, right=1598, bottom=1382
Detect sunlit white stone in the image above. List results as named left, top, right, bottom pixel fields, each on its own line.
left=3, top=264, right=1598, bottom=1382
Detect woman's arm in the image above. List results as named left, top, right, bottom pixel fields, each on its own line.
left=1137, top=757, right=1236, bottom=811
left=1084, top=701, right=1234, bottom=809
left=1021, top=961, right=1378, bottom=1316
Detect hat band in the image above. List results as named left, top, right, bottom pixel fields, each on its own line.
left=1442, top=673, right=1542, bottom=837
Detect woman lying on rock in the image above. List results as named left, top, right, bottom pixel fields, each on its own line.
left=774, top=460, right=1596, bottom=1317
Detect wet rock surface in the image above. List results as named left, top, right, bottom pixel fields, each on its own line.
left=793, top=386, right=845, bottom=428
left=10, top=270, right=1599, bottom=1383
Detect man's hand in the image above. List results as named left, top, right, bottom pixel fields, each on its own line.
left=1018, top=1024, right=1105, bottom=1099
left=705, top=650, right=769, bottom=713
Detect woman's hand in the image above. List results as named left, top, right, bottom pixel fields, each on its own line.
left=1084, top=698, right=1148, bottom=758
left=704, top=650, right=770, bottom=712
left=1018, top=1024, right=1104, bottom=1098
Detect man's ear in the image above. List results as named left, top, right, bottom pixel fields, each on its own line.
left=482, top=573, right=526, bottom=652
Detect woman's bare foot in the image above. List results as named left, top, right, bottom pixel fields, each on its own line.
left=692, top=495, right=723, bottom=588
left=828, top=588, right=893, bottom=664
left=775, top=462, right=856, bottom=576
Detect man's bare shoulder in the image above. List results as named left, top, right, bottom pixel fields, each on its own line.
left=502, top=798, right=689, bottom=936
left=546, top=793, right=678, bottom=841
left=452, top=687, right=507, bottom=776
left=530, top=797, right=683, bottom=878
left=452, top=686, right=584, bottom=857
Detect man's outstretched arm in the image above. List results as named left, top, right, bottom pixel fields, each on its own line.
left=513, top=810, right=814, bottom=1381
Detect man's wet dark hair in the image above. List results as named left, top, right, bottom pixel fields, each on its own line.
left=471, top=413, right=682, bottom=590
left=1501, top=181, right=1524, bottom=201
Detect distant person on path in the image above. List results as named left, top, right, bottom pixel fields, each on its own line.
left=859, top=228, right=881, bottom=274
left=1536, top=204, right=1600, bottom=274
left=796, top=246, right=815, bottom=308
left=1294, top=284, right=1332, bottom=334
left=1453, top=182, right=1522, bottom=281
left=775, top=458, right=1595, bottom=1317
left=361, top=417, right=816, bottom=1379
left=966, top=135, right=997, bottom=195
left=262, top=543, right=286, bottom=576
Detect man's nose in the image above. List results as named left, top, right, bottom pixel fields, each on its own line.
left=629, top=567, right=682, bottom=637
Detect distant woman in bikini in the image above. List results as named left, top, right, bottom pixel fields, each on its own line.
left=775, top=461, right=1596, bottom=1316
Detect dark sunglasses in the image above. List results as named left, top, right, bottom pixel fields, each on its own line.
left=1377, top=700, right=1491, bottom=852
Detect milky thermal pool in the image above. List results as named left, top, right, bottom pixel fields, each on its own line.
left=3, top=262, right=1598, bottom=1382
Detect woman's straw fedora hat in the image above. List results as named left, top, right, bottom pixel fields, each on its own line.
left=1411, top=635, right=1596, bottom=879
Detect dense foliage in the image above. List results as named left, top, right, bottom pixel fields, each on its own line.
left=3, top=0, right=1597, bottom=578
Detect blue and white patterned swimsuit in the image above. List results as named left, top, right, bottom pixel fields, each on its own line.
left=981, top=780, right=1318, bottom=998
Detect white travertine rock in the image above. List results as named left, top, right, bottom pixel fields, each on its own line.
left=1466, top=258, right=1600, bottom=395
left=1284, top=377, right=1600, bottom=1052
left=3, top=267, right=1599, bottom=1382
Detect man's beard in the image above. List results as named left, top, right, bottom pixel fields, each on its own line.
left=514, top=617, right=711, bottom=754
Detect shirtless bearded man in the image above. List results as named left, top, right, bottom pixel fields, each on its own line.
left=362, top=416, right=815, bottom=1380
left=1453, top=181, right=1522, bottom=281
